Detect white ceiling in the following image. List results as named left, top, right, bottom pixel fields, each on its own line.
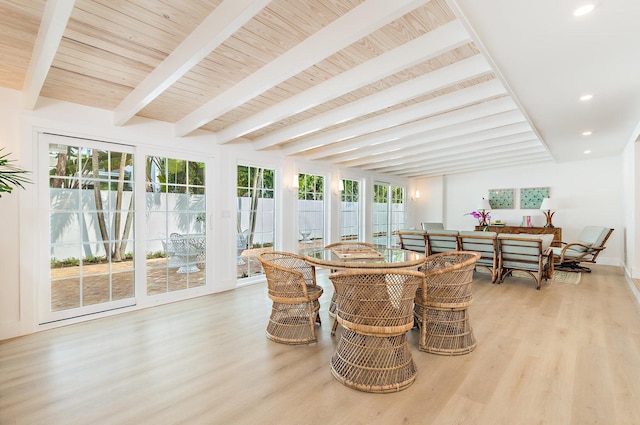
left=453, top=0, right=640, bottom=162
left=2, top=0, right=639, bottom=177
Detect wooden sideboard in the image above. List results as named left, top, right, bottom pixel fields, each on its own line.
left=475, top=225, right=562, bottom=247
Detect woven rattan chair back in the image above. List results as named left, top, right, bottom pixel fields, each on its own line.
left=323, top=242, right=377, bottom=335
left=415, top=251, right=480, bottom=355
left=330, top=269, right=422, bottom=335
left=421, top=251, right=479, bottom=308
left=260, top=251, right=318, bottom=289
left=258, top=251, right=323, bottom=345
left=328, top=269, right=423, bottom=393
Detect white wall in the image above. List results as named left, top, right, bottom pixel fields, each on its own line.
left=412, top=158, right=624, bottom=268
left=410, top=175, right=444, bottom=227
left=621, top=140, right=634, bottom=276
left=0, top=89, right=23, bottom=329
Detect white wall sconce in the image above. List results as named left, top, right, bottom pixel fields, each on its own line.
left=291, top=174, right=299, bottom=190
left=414, top=190, right=420, bottom=199
left=333, top=179, right=345, bottom=196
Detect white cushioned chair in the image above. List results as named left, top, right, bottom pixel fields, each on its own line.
left=397, top=230, right=428, bottom=255
left=497, top=233, right=554, bottom=290
left=421, top=222, right=445, bottom=230
left=551, top=226, right=613, bottom=273
left=426, top=229, right=459, bottom=255
left=458, top=231, right=499, bottom=283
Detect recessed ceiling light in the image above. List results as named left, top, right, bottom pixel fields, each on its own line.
left=582, top=131, right=592, bottom=136
left=580, top=94, right=593, bottom=101
left=584, top=150, right=592, bottom=154
left=574, top=4, right=595, bottom=16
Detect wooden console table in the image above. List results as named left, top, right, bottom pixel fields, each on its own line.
left=475, top=226, right=562, bottom=247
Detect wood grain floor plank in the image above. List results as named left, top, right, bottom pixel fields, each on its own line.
left=1, top=265, right=638, bottom=425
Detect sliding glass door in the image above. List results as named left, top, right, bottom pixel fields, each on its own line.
left=372, top=182, right=406, bottom=247
left=237, top=164, right=275, bottom=279
left=46, top=136, right=136, bottom=322
left=42, top=134, right=212, bottom=323
left=297, top=173, right=325, bottom=250
left=145, top=156, right=206, bottom=295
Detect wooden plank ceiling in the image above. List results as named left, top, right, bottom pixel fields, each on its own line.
left=1, top=0, right=552, bottom=177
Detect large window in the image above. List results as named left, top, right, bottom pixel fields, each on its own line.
left=297, top=173, right=325, bottom=250
left=340, top=178, right=360, bottom=241
left=145, top=156, right=206, bottom=295
left=237, top=165, right=275, bottom=279
left=47, top=139, right=136, bottom=321
left=372, top=183, right=406, bottom=247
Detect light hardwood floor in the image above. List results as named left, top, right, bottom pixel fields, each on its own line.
left=2, top=265, right=639, bottom=425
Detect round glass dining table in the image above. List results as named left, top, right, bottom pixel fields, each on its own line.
left=304, top=246, right=425, bottom=270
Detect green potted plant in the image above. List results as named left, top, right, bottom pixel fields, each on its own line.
left=0, top=148, right=31, bottom=197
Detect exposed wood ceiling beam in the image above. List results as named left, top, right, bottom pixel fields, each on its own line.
left=305, top=97, right=519, bottom=161
left=113, top=0, right=270, bottom=127
left=411, top=159, right=551, bottom=177
left=371, top=140, right=543, bottom=174
left=400, top=152, right=552, bottom=177
left=242, top=21, right=473, bottom=148
left=362, top=130, right=537, bottom=172
left=277, top=55, right=492, bottom=155
left=175, top=0, right=431, bottom=137
left=285, top=79, right=505, bottom=156
left=22, top=0, right=75, bottom=110
left=325, top=108, right=525, bottom=165
left=360, top=123, right=535, bottom=170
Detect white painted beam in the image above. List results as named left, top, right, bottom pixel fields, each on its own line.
left=274, top=55, right=492, bottom=154
left=175, top=0, right=431, bottom=137
left=402, top=155, right=553, bottom=178
left=406, top=148, right=550, bottom=171
left=22, top=0, right=76, bottom=110
left=398, top=152, right=552, bottom=177
left=363, top=131, right=537, bottom=172
left=284, top=79, right=505, bottom=156
left=237, top=21, right=473, bottom=148
left=113, top=0, right=270, bottom=127
left=373, top=140, right=543, bottom=173
left=324, top=108, right=525, bottom=165
left=361, top=124, right=535, bottom=170
left=305, top=97, right=519, bottom=161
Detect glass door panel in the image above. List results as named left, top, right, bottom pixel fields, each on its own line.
left=298, top=173, right=325, bottom=251
left=340, top=179, right=360, bottom=241
left=145, top=156, right=206, bottom=295
left=48, top=141, right=135, bottom=319
left=237, top=165, right=275, bottom=279
left=372, top=183, right=406, bottom=247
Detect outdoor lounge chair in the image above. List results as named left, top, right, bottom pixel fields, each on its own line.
left=551, top=226, right=614, bottom=273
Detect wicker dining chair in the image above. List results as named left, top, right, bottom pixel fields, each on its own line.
left=258, top=251, right=323, bottom=344
left=329, top=268, right=423, bottom=393
left=414, top=251, right=480, bottom=355
left=323, top=241, right=377, bottom=335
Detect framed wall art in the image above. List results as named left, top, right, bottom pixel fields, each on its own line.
left=488, top=188, right=514, bottom=209
left=520, top=187, right=549, bottom=209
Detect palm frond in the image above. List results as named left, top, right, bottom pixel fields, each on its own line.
left=0, top=149, right=31, bottom=197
